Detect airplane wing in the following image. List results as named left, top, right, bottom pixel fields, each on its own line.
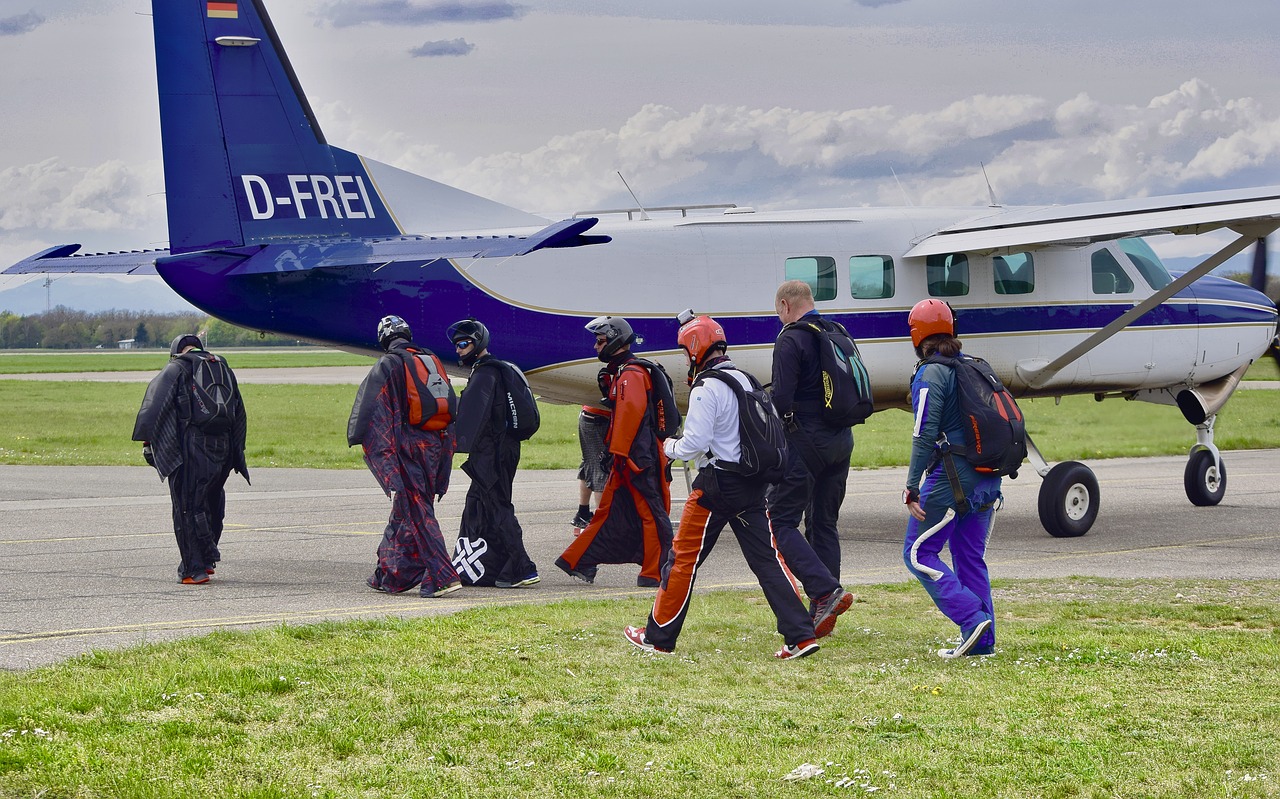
left=3, top=245, right=165, bottom=275
left=2, top=218, right=610, bottom=276
left=906, top=185, right=1280, bottom=257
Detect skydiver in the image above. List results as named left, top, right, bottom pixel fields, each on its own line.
left=447, top=318, right=539, bottom=589
left=902, top=299, right=999, bottom=658
left=133, top=334, right=249, bottom=585
left=348, top=316, right=461, bottom=597
left=624, top=315, right=821, bottom=659
left=556, top=317, right=674, bottom=588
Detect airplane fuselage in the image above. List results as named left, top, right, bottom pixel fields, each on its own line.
left=156, top=205, right=1278, bottom=408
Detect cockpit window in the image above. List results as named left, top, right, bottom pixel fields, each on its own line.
left=1091, top=248, right=1134, bottom=294
left=785, top=256, right=837, bottom=301
left=1118, top=237, right=1173, bottom=290
left=926, top=253, right=969, bottom=297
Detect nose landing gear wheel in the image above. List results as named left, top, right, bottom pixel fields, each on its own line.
left=1038, top=460, right=1099, bottom=538
left=1184, top=449, right=1227, bottom=506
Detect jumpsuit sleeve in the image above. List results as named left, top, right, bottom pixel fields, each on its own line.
left=347, top=356, right=395, bottom=447
left=228, top=365, right=250, bottom=483
left=905, top=362, right=949, bottom=491
left=453, top=363, right=499, bottom=454
left=769, top=330, right=802, bottom=418
left=361, top=384, right=405, bottom=496
left=608, top=364, right=650, bottom=459
left=434, top=426, right=456, bottom=497
left=132, top=362, right=183, bottom=441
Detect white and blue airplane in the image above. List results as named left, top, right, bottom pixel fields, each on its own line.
left=6, top=0, right=1278, bottom=538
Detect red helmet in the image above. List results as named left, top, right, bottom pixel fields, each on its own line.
left=908, top=299, right=955, bottom=347
left=677, top=315, right=727, bottom=380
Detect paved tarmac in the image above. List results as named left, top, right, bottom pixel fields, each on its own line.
left=2, top=451, right=1278, bottom=670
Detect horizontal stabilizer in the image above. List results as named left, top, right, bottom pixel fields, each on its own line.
left=3, top=245, right=163, bottom=276
left=179, top=218, right=612, bottom=277
left=907, top=185, right=1280, bottom=256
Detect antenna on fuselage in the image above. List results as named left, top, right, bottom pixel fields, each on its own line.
left=617, top=172, right=651, bottom=221
left=889, top=165, right=914, bottom=207
left=981, top=162, right=1001, bottom=207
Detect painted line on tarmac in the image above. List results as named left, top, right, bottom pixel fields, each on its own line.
left=0, top=585, right=663, bottom=645
left=0, top=531, right=167, bottom=545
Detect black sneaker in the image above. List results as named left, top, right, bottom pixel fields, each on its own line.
left=938, top=616, right=993, bottom=659
left=571, top=510, right=594, bottom=532
left=555, top=556, right=596, bottom=584
left=811, top=587, right=853, bottom=639
left=636, top=576, right=660, bottom=588
left=495, top=573, right=541, bottom=588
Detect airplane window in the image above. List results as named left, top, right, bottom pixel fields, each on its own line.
left=993, top=252, right=1035, bottom=295
left=1091, top=248, right=1134, bottom=294
left=785, top=256, right=837, bottom=301
left=926, top=253, right=969, bottom=297
left=849, top=255, right=894, bottom=299
left=1118, top=237, right=1173, bottom=289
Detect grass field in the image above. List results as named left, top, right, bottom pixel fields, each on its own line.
left=1, top=378, right=1277, bottom=469
left=2, top=353, right=1278, bottom=797
left=0, top=349, right=374, bottom=374
left=0, top=579, right=1277, bottom=798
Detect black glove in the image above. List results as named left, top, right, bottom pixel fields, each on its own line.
left=142, top=442, right=155, bottom=467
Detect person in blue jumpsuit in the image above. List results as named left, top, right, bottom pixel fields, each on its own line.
left=902, top=299, right=1000, bottom=658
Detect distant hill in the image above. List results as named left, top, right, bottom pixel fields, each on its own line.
left=0, top=276, right=200, bottom=316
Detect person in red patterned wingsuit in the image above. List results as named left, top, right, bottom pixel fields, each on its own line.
left=347, top=315, right=461, bottom=598
left=556, top=316, right=673, bottom=587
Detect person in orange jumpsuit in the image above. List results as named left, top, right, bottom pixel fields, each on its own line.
left=556, top=316, right=673, bottom=587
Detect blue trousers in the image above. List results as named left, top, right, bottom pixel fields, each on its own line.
left=903, top=467, right=1000, bottom=646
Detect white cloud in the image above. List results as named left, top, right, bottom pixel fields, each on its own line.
left=6, top=77, right=1280, bottom=268
left=0, top=158, right=162, bottom=233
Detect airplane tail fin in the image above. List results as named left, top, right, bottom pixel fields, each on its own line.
left=153, top=0, right=545, bottom=255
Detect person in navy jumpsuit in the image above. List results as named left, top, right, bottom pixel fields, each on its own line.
left=902, top=300, right=1000, bottom=658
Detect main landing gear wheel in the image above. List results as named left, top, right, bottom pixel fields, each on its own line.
left=1038, top=461, right=1099, bottom=538
left=1184, top=449, right=1227, bottom=506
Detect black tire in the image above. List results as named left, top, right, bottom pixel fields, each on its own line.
left=1038, top=461, right=1099, bottom=538
left=1184, top=449, right=1227, bottom=506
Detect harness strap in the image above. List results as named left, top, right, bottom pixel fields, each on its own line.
left=940, top=450, right=971, bottom=516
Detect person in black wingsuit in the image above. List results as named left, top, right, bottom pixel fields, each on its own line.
left=447, top=318, right=539, bottom=589
left=133, top=334, right=248, bottom=585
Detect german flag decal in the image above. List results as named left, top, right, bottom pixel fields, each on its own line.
left=207, top=1, right=238, bottom=18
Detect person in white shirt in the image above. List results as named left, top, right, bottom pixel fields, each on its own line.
left=623, top=315, right=821, bottom=661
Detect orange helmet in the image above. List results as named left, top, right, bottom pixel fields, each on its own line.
left=677, top=315, right=727, bottom=381
left=908, top=299, right=955, bottom=347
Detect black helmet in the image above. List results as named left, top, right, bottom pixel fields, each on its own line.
left=585, top=316, right=637, bottom=362
left=169, top=333, right=203, bottom=358
left=376, top=315, right=412, bottom=351
left=447, top=318, right=490, bottom=367
left=446, top=318, right=491, bottom=351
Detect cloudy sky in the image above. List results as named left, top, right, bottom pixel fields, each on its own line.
left=3, top=0, right=1280, bottom=294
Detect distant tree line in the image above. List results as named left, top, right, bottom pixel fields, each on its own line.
left=0, top=307, right=309, bottom=350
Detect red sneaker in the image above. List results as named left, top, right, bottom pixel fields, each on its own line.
left=812, top=587, right=853, bottom=639
left=623, top=625, right=673, bottom=655
left=775, top=638, right=820, bottom=660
